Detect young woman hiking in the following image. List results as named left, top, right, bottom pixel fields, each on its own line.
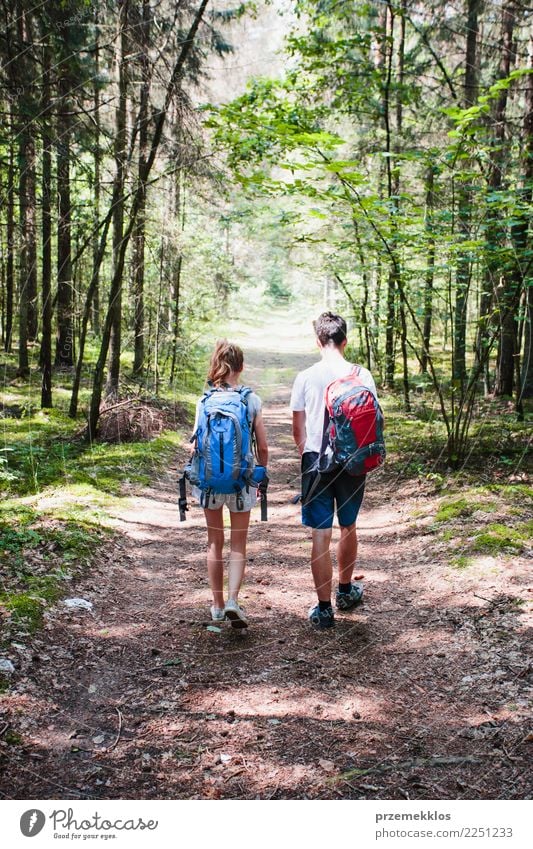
left=191, top=340, right=268, bottom=628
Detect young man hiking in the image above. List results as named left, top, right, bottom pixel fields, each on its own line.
left=290, top=312, right=379, bottom=629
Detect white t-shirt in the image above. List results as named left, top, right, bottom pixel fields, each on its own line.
left=290, top=358, right=378, bottom=454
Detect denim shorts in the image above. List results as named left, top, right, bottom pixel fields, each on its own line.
left=301, top=452, right=366, bottom=529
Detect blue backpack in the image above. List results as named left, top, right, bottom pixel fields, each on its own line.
left=191, top=385, right=255, bottom=495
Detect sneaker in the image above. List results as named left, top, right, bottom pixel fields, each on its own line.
left=336, top=582, right=364, bottom=611
left=308, top=604, right=335, bottom=629
left=210, top=606, right=225, bottom=622
left=224, top=598, right=248, bottom=629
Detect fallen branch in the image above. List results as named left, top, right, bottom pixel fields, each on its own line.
left=106, top=708, right=123, bottom=752
left=100, top=398, right=143, bottom=415
left=340, top=755, right=484, bottom=783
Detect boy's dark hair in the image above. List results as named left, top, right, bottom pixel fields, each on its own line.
left=313, top=312, right=347, bottom=347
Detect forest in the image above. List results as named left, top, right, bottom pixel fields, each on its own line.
left=0, top=0, right=531, bottom=804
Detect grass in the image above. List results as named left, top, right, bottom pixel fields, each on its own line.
left=0, top=508, right=109, bottom=643
left=417, top=480, right=532, bottom=568
left=1, top=408, right=187, bottom=497
left=378, top=385, right=531, bottom=481
left=1, top=337, right=207, bottom=657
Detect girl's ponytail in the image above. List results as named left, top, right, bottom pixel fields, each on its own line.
left=207, top=339, right=244, bottom=386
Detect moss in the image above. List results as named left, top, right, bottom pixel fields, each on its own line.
left=3, top=730, right=22, bottom=746
left=472, top=523, right=530, bottom=554
left=435, top=497, right=497, bottom=522
left=0, top=525, right=43, bottom=567
left=0, top=503, right=38, bottom=525
left=485, top=484, right=533, bottom=501
left=2, top=593, right=45, bottom=631
left=24, top=574, right=64, bottom=602
left=435, top=498, right=472, bottom=522
left=450, top=555, right=472, bottom=570
left=0, top=517, right=104, bottom=572
left=46, top=522, right=103, bottom=560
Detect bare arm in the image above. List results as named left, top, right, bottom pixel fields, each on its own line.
left=292, top=410, right=306, bottom=457
left=253, top=411, right=268, bottom=466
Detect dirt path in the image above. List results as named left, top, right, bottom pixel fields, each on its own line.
left=1, top=317, right=531, bottom=800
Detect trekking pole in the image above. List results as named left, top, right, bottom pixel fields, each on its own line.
left=178, top=474, right=188, bottom=522
left=258, top=476, right=269, bottom=522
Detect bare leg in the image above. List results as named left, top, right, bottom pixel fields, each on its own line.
left=311, top=528, right=333, bottom=602
left=204, top=507, right=224, bottom=609
left=337, top=522, right=357, bottom=585
left=227, top=509, right=251, bottom=601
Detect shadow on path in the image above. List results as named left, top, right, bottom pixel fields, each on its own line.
left=0, top=316, right=530, bottom=800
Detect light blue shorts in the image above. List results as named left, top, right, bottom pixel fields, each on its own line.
left=192, top=486, right=258, bottom=512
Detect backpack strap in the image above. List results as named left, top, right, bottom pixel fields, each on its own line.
left=237, top=385, right=253, bottom=412
left=236, top=385, right=256, bottom=453
left=319, top=404, right=330, bottom=457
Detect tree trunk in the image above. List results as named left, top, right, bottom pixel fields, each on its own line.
left=154, top=238, right=164, bottom=393
left=16, top=0, right=38, bottom=377
left=520, top=286, right=533, bottom=402
left=381, top=4, right=395, bottom=387
left=514, top=27, right=533, bottom=404
left=15, top=1, right=38, bottom=348
left=55, top=72, right=74, bottom=367
left=394, top=1, right=409, bottom=410
left=421, top=163, right=436, bottom=373
left=17, top=132, right=35, bottom=378
left=88, top=0, right=211, bottom=439
left=494, top=310, right=516, bottom=396
left=69, top=211, right=113, bottom=419
left=18, top=1, right=38, bottom=346
left=4, top=105, right=15, bottom=353
left=351, top=218, right=372, bottom=369
left=106, top=0, right=130, bottom=398
left=453, top=0, right=481, bottom=385
left=132, top=0, right=152, bottom=378
left=170, top=166, right=185, bottom=386
left=488, top=3, right=516, bottom=397
left=40, top=44, right=53, bottom=408
left=92, top=6, right=101, bottom=336
left=371, top=165, right=384, bottom=376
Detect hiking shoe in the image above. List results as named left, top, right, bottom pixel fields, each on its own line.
left=210, top=606, right=225, bottom=622
left=224, top=599, right=248, bottom=629
left=308, top=604, right=335, bottom=629
left=336, top=582, right=364, bottom=611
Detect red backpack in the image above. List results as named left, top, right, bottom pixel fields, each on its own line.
left=318, top=366, right=385, bottom=476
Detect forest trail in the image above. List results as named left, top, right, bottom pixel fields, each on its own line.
left=1, top=313, right=531, bottom=800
